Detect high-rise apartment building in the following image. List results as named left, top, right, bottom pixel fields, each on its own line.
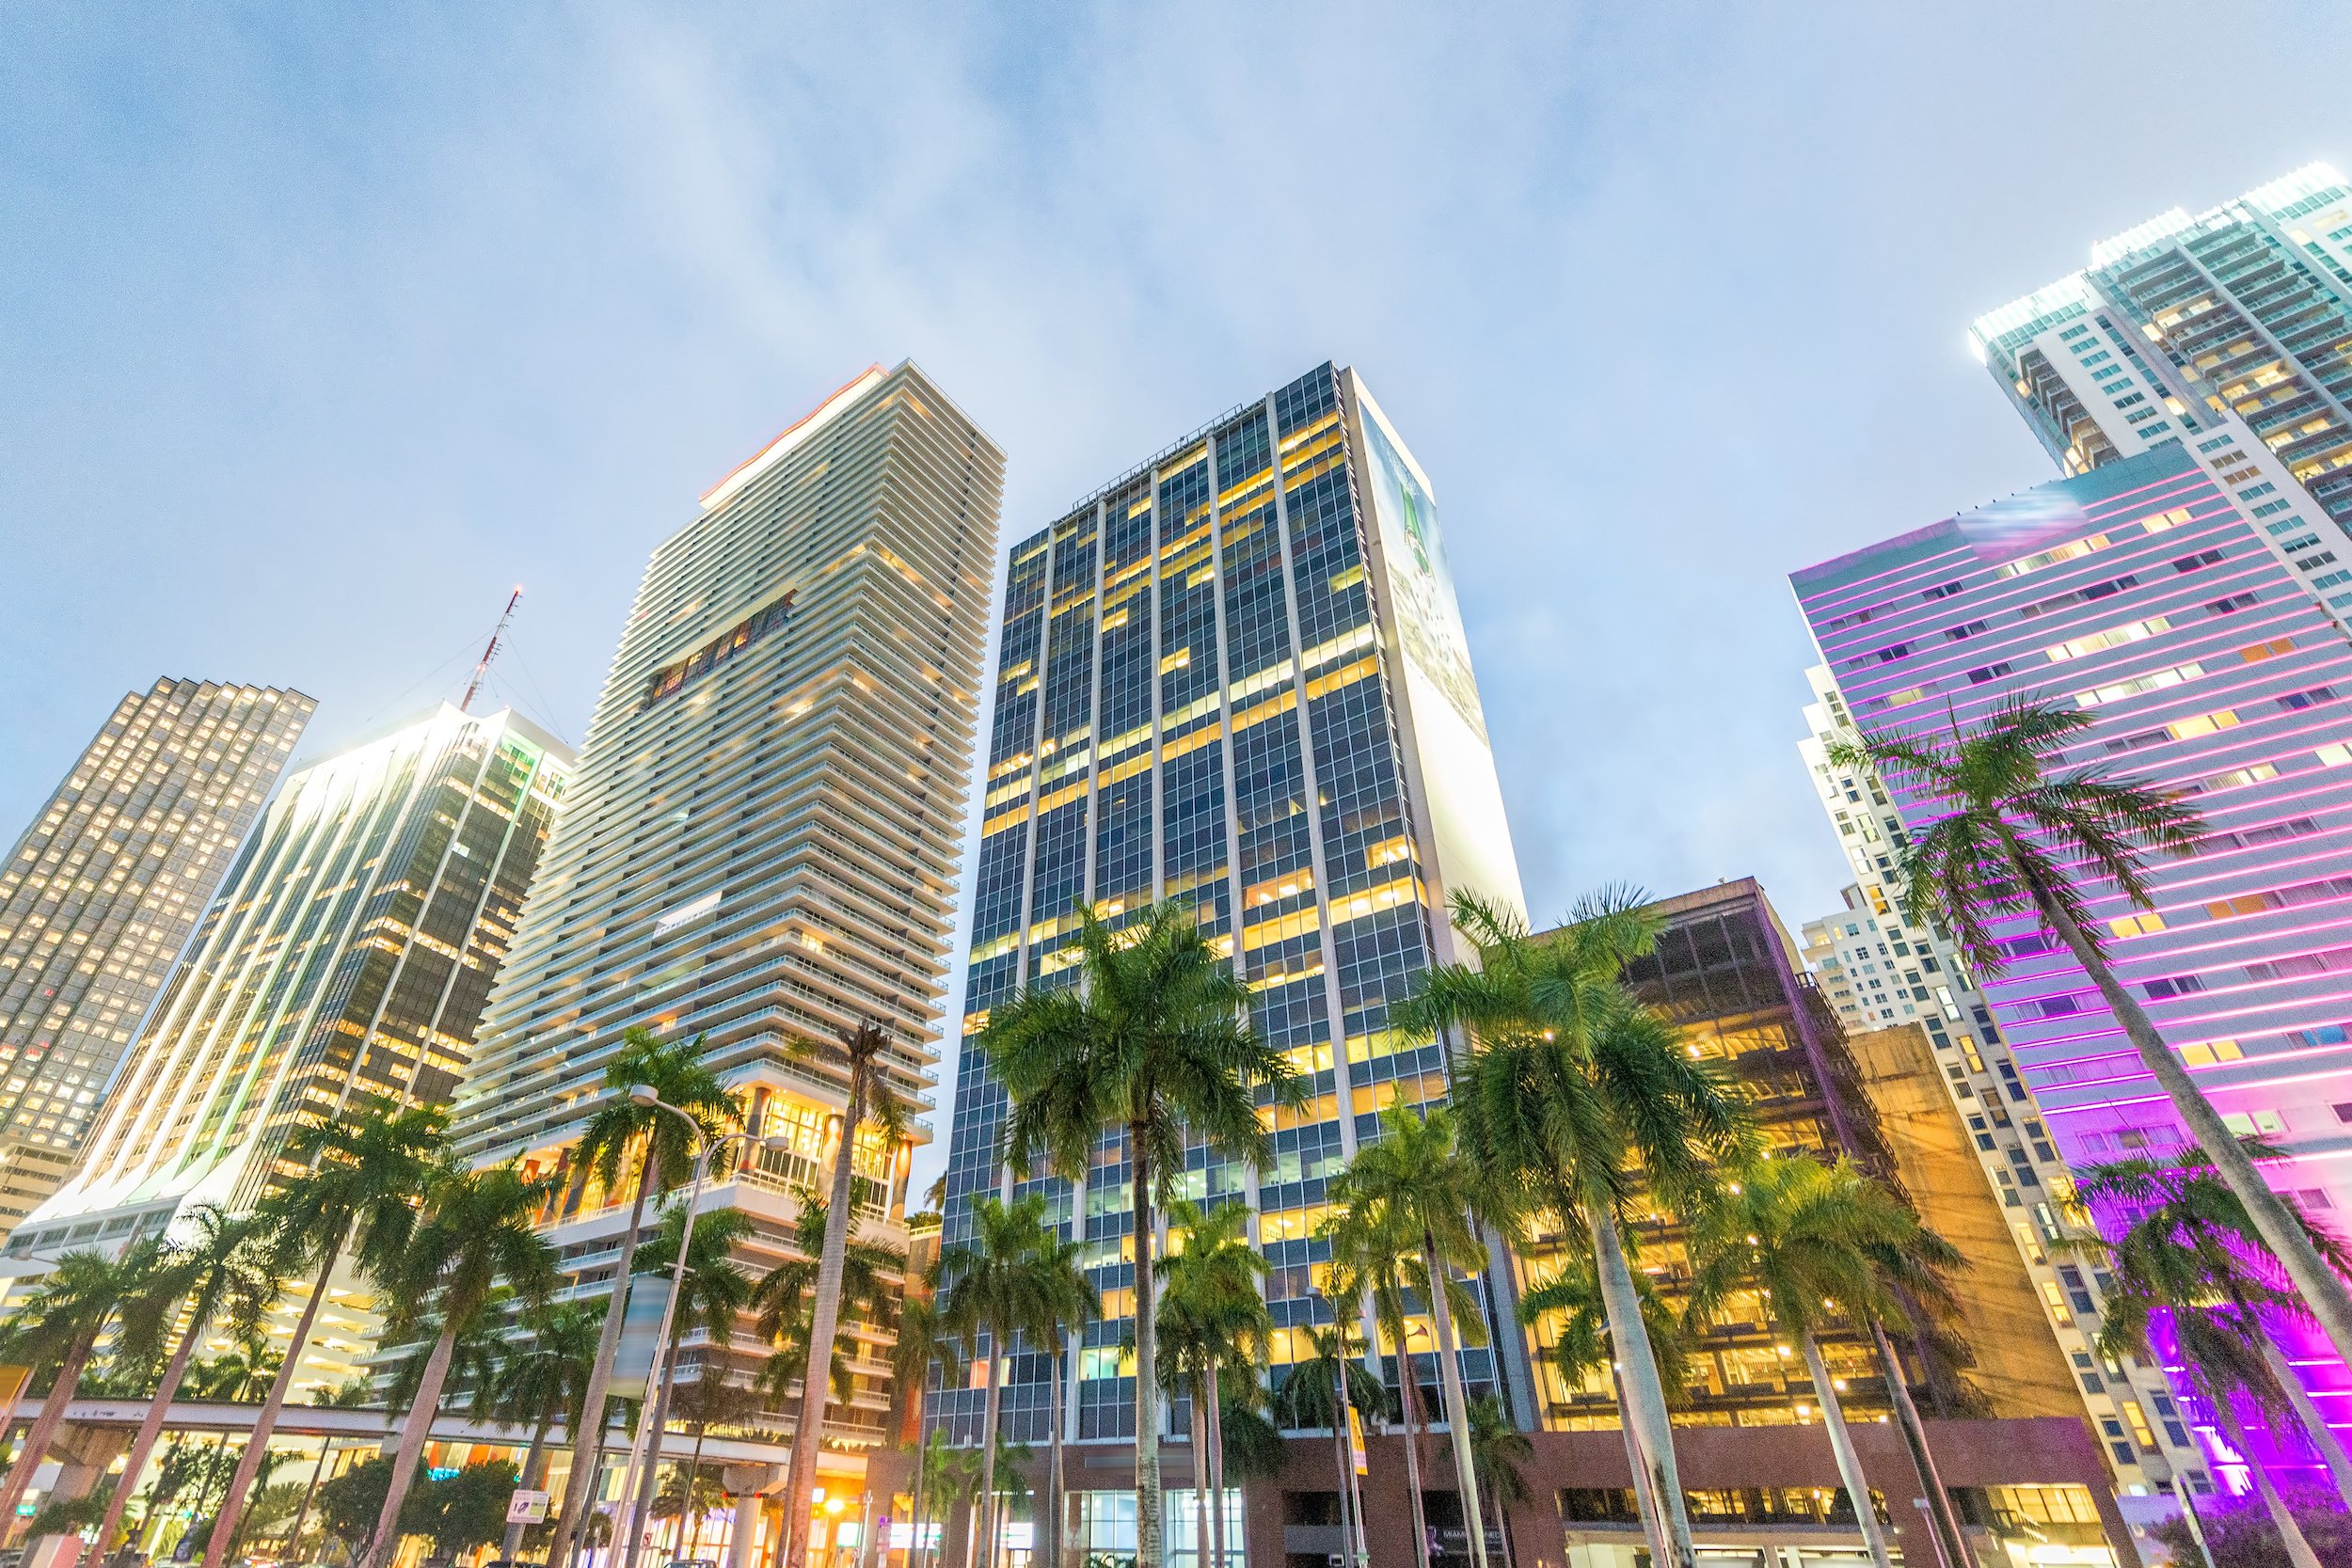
left=928, top=361, right=1526, bottom=1537
left=8, top=705, right=565, bottom=1309
left=1972, top=164, right=2352, bottom=623
left=0, top=678, right=313, bottom=1239
left=453, top=363, right=1002, bottom=1537
left=1793, top=441, right=2352, bottom=1493
left=1792, top=748, right=2206, bottom=1494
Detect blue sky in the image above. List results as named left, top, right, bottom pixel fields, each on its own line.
left=4, top=5, right=2345, bottom=1183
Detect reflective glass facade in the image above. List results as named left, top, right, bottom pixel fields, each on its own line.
left=930, top=363, right=1527, bottom=1451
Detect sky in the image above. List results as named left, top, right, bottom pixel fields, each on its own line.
left=4, top=4, right=2347, bottom=1193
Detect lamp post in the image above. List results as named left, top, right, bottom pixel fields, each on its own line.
left=615, top=1087, right=787, bottom=1568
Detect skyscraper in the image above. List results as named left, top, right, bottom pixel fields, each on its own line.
left=1790, top=733, right=2206, bottom=1496
left=452, top=362, right=1001, bottom=1536
left=6, top=704, right=568, bottom=1385
left=0, top=678, right=313, bottom=1239
left=928, top=361, right=1526, bottom=1555
left=1793, top=441, right=2352, bottom=1492
left=1972, top=164, right=2352, bottom=620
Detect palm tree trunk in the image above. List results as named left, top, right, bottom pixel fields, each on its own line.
left=970, top=1348, right=1004, bottom=1568
left=1798, top=1331, right=1892, bottom=1568
left=786, top=1071, right=870, bottom=1568
left=1129, top=1125, right=1162, bottom=1568
left=553, top=1150, right=660, bottom=1568
left=1188, top=1381, right=1209, bottom=1568
left=1394, top=1328, right=1430, bottom=1568
left=367, top=1320, right=460, bottom=1568
left=0, top=1337, right=96, bottom=1539
left=1869, top=1322, right=1972, bottom=1568
left=1421, top=1227, right=1487, bottom=1568
left=2015, top=851, right=2352, bottom=1369
left=205, top=1228, right=345, bottom=1568
left=1585, top=1212, right=1694, bottom=1568
left=908, top=1446, right=929, bottom=1568
left=2260, top=1339, right=2352, bottom=1508
left=1327, top=1377, right=1357, bottom=1568
left=626, top=1338, right=685, bottom=1568
left=1046, top=1348, right=1066, bottom=1568
left=1206, top=1361, right=1228, bottom=1568
left=1609, top=1366, right=1668, bottom=1568
left=2212, top=1395, right=2321, bottom=1568
left=502, top=1404, right=560, bottom=1558
left=284, top=1437, right=338, bottom=1562
left=685, top=1419, right=712, bottom=1560
left=97, top=1317, right=205, bottom=1558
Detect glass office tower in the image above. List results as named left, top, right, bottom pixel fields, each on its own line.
left=1792, top=442, right=2352, bottom=1495
left=0, top=678, right=313, bottom=1241
left=452, top=363, right=1002, bottom=1534
left=8, top=704, right=568, bottom=1388
left=929, top=363, right=1527, bottom=1517
left=1972, top=164, right=2352, bottom=624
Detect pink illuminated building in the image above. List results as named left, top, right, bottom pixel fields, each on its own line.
left=1794, top=440, right=2352, bottom=1495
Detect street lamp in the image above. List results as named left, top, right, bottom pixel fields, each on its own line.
left=613, top=1087, right=788, bottom=1568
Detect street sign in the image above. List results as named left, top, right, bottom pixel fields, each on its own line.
left=506, top=1490, right=551, bottom=1525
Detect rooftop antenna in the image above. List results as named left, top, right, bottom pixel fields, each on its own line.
left=460, top=586, right=524, bottom=713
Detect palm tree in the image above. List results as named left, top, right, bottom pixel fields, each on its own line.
left=1270, top=1316, right=1384, bottom=1568
left=779, top=1020, right=910, bottom=1568
left=1830, top=696, right=2352, bottom=1368
left=1685, top=1157, right=1931, bottom=1568
left=547, top=1028, right=738, bottom=1568
left=625, top=1202, right=758, bottom=1560
left=0, top=1243, right=164, bottom=1534
left=1466, top=1397, right=1528, bottom=1568
left=1516, top=1253, right=1689, bottom=1566
left=911, top=1430, right=979, bottom=1568
left=895, top=1290, right=964, bottom=1568
left=96, top=1207, right=278, bottom=1560
left=489, top=1300, right=605, bottom=1557
left=1324, top=1101, right=1501, bottom=1568
left=2075, top=1151, right=2352, bottom=1510
left=983, top=898, right=1306, bottom=1568
left=1321, top=1189, right=1438, bottom=1568
left=2132, top=1302, right=2326, bottom=1568
left=367, top=1163, right=559, bottom=1567
left=1407, top=889, right=1756, bottom=1568
left=940, top=1195, right=1096, bottom=1568
left=201, top=1099, right=448, bottom=1568
left=1156, top=1200, right=1264, bottom=1568
left=1032, top=1214, right=1094, bottom=1568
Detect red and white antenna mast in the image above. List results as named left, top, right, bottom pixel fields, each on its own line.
left=460, top=586, right=524, bottom=713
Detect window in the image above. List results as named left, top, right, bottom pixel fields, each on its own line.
left=2021, top=575, right=2138, bottom=616
left=1999, top=533, right=2115, bottom=578
left=2109, top=911, right=2167, bottom=938
left=1966, top=662, right=2015, bottom=685
left=2074, top=661, right=2202, bottom=707
left=2143, top=974, right=2205, bottom=999
left=2206, top=593, right=2261, bottom=615
left=2166, top=708, right=2240, bottom=740
left=1944, top=620, right=1988, bottom=641
left=2171, top=548, right=2225, bottom=573
left=1922, top=581, right=1966, bottom=600
left=2037, top=995, right=2084, bottom=1018
left=2043, top=615, right=2169, bottom=662
left=1875, top=642, right=1914, bottom=662
left=2278, top=687, right=2338, bottom=711
left=2238, top=637, right=2296, bottom=662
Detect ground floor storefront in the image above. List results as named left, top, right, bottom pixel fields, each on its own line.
left=928, top=1417, right=2167, bottom=1568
